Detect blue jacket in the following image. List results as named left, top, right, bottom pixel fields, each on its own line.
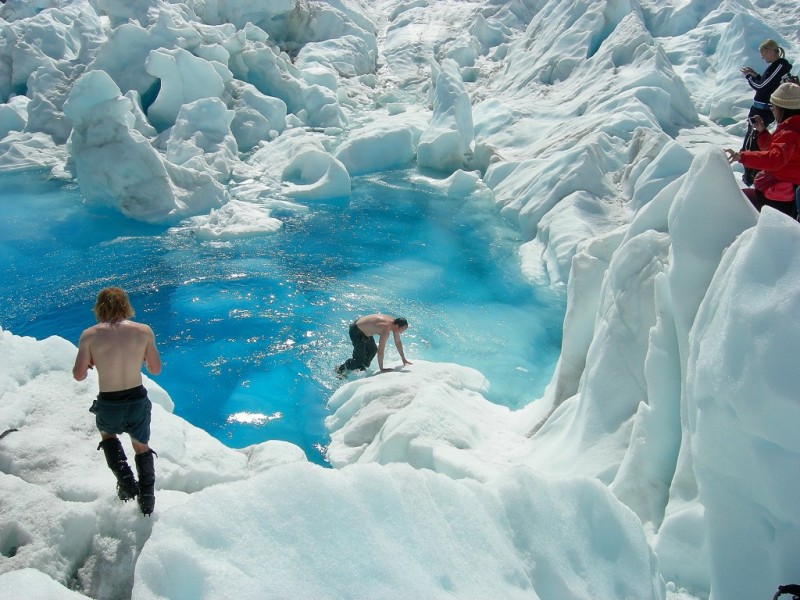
left=747, top=58, right=793, bottom=104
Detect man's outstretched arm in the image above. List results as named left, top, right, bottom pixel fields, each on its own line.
left=72, top=331, right=94, bottom=381
left=377, top=330, right=390, bottom=371
left=393, top=330, right=412, bottom=366
left=143, top=326, right=162, bottom=376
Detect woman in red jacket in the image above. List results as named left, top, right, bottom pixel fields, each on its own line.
left=727, top=82, right=800, bottom=219
left=738, top=40, right=792, bottom=186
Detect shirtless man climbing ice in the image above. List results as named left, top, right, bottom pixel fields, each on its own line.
left=72, top=286, right=161, bottom=516
left=336, top=313, right=412, bottom=376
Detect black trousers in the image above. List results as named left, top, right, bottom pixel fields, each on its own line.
left=742, top=106, right=775, bottom=152
left=343, top=322, right=377, bottom=370
left=743, top=187, right=798, bottom=219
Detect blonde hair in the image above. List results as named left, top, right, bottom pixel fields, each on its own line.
left=759, top=39, right=785, bottom=58
left=93, top=287, right=134, bottom=323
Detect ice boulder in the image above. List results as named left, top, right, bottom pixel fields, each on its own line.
left=191, top=0, right=295, bottom=30
left=64, top=70, right=227, bottom=223
left=425, top=169, right=487, bottom=197
left=281, top=148, right=351, bottom=200
left=145, top=47, right=229, bottom=132
left=269, top=0, right=378, bottom=53
left=234, top=40, right=307, bottom=115
left=87, top=22, right=162, bottom=98
left=124, top=90, right=158, bottom=138
left=302, top=83, right=346, bottom=129
left=470, top=14, right=512, bottom=54
left=0, top=0, right=64, bottom=21
left=177, top=199, right=283, bottom=240
left=246, top=128, right=322, bottom=183
left=0, top=100, right=26, bottom=140
left=296, top=35, right=377, bottom=77
left=0, top=3, right=104, bottom=140
left=300, top=65, right=338, bottom=91
left=229, top=81, right=287, bottom=151
left=417, top=58, right=474, bottom=173
left=0, top=131, right=67, bottom=172
left=0, top=3, right=104, bottom=96
left=164, top=97, right=237, bottom=182
left=23, top=61, right=77, bottom=144
left=325, top=361, right=505, bottom=479
left=334, top=118, right=424, bottom=176
left=91, top=0, right=161, bottom=27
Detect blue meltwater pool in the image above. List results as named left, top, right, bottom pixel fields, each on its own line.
left=0, top=170, right=565, bottom=464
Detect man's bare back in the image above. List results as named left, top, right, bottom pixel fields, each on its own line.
left=355, top=313, right=396, bottom=337
left=73, top=320, right=161, bottom=392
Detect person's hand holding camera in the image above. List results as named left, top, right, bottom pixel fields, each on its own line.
left=749, top=115, right=766, bottom=132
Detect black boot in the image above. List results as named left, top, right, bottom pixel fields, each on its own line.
left=134, top=450, right=157, bottom=516
left=98, top=438, right=138, bottom=501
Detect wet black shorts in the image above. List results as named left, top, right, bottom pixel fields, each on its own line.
left=89, top=385, right=152, bottom=444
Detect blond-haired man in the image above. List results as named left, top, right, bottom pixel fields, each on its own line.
left=73, top=287, right=161, bottom=515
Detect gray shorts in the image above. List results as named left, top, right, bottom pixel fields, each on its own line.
left=89, top=385, right=152, bottom=444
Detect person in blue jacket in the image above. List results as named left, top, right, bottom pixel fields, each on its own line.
left=739, top=39, right=793, bottom=185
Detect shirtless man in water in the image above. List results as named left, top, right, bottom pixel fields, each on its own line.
left=73, top=287, right=161, bottom=515
left=336, top=313, right=412, bottom=376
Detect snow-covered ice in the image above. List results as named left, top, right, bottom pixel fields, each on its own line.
left=1, top=0, right=799, bottom=599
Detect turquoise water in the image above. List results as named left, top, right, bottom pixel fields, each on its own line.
left=0, top=170, right=565, bottom=464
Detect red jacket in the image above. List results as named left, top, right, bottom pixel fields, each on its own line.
left=740, top=115, right=800, bottom=184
